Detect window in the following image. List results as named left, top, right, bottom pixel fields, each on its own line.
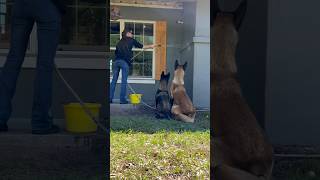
left=58, top=0, right=107, bottom=51
left=110, top=21, right=120, bottom=47
left=0, top=0, right=108, bottom=52
left=0, top=0, right=13, bottom=49
left=109, top=20, right=155, bottom=79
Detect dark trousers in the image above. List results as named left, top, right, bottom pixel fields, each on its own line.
left=0, top=0, right=61, bottom=130
left=109, top=59, right=129, bottom=102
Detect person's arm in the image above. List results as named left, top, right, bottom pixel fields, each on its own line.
left=133, top=38, right=160, bottom=49
left=133, top=39, right=144, bottom=49
left=143, top=44, right=161, bottom=49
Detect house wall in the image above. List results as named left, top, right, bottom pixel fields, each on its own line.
left=181, top=2, right=196, bottom=103
left=114, top=2, right=211, bottom=109
left=111, top=6, right=186, bottom=104
left=8, top=69, right=107, bottom=120
left=1, top=4, right=211, bottom=122
left=192, top=0, right=210, bottom=108
left=266, top=0, right=320, bottom=145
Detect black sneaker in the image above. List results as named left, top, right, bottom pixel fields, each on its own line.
left=0, top=124, right=8, bottom=132
left=32, top=124, right=60, bottom=135
left=120, top=100, right=129, bottom=104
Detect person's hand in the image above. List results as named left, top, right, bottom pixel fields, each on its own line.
left=143, top=45, right=153, bottom=49
left=143, top=44, right=161, bottom=49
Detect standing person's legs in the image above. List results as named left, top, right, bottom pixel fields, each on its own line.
left=119, top=60, right=129, bottom=103
left=31, top=0, right=61, bottom=132
left=110, top=60, right=121, bottom=102
left=0, top=0, right=34, bottom=130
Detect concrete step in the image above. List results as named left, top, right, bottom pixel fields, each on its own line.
left=0, top=131, right=107, bottom=177
left=0, top=131, right=101, bottom=148
left=110, top=103, right=155, bottom=116
left=0, top=120, right=107, bottom=156
left=6, top=118, right=66, bottom=130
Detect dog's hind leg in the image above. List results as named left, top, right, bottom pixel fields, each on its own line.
left=188, top=110, right=196, bottom=121
left=178, top=114, right=195, bottom=123
left=172, top=105, right=194, bottom=123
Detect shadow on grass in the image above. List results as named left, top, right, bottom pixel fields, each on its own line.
left=110, top=112, right=210, bottom=134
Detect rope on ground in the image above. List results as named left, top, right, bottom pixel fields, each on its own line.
left=128, top=83, right=209, bottom=113
left=127, top=83, right=157, bottom=110
left=195, top=109, right=210, bottom=112
left=127, top=83, right=174, bottom=121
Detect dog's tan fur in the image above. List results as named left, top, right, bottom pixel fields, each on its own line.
left=170, top=63, right=196, bottom=123
left=212, top=8, right=274, bottom=180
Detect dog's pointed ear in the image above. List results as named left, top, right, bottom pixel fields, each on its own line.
left=233, top=0, right=247, bottom=31
left=212, top=0, right=221, bottom=26
left=175, top=60, right=179, bottom=70
left=183, top=62, right=188, bottom=71
left=161, top=71, right=165, bottom=78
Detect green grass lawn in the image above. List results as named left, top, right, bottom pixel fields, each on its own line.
left=110, top=112, right=210, bottom=179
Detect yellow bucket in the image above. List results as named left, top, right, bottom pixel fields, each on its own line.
left=63, top=103, right=101, bottom=133
left=129, top=94, right=142, bottom=104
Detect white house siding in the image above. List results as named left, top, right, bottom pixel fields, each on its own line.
left=192, top=0, right=210, bottom=109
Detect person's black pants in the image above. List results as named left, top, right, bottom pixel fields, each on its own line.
left=0, top=0, right=61, bottom=130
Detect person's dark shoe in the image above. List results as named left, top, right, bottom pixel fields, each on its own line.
left=32, top=124, right=60, bottom=135
left=0, top=124, right=8, bottom=132
left=120, top=100, right=129, bottom=104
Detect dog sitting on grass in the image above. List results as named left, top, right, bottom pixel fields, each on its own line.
left=212, top=0, right=274, bottom=179
left=155, top=71, right=172, bottom=119
left=170, top=60, right=196, bottom=123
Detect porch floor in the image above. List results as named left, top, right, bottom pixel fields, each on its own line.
left=0, top=119, right=106, bottom=179
left=110, top=102, right=155, bottom=116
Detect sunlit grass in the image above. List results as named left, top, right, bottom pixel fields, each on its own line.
left=110, top=112, right=210, bottom=179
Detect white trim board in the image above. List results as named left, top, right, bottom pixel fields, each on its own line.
left=0, top=57, right=108, bottom=70
left=193, top=36, right=210, bottom=44
left=111, top=2, right=183, bottom=9
left=109, top=78, right=156, bottom=84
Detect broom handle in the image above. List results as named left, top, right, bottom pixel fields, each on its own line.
left=130, top=44, right=161, bottom=61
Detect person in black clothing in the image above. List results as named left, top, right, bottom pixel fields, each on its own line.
left=110, top=29, right=156, bottom=104
left=0, top=0, right=65, bottom=134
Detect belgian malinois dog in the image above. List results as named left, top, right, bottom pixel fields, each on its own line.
left=212, top=0, right=274, bottom=179
left=170, top=60, right=196, bottom=123
left=155, top=71, right=172, bottom=119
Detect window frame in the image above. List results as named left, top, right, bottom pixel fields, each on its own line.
left=0, top=0, right=14, bottom=50
left=57, top=3, right=108, bottom=52
left=109, top=19, right=156, bottom=84
left=0, top=1, right=108, bottom=69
